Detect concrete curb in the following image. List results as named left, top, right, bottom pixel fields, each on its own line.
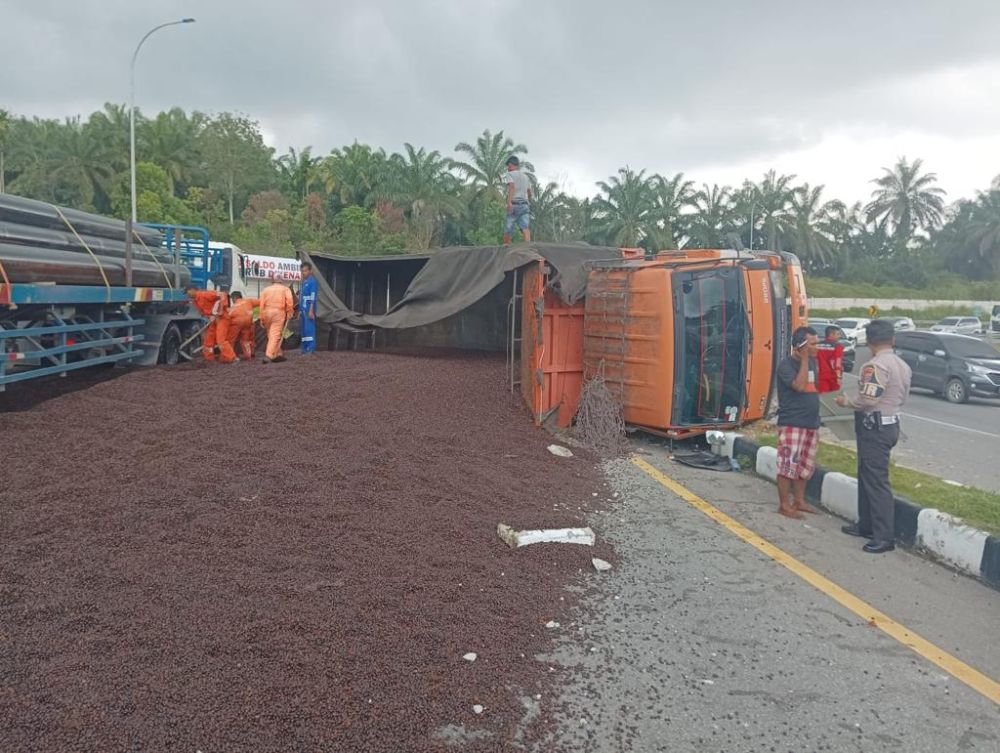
left=718, top=433, right=1000, bottom=591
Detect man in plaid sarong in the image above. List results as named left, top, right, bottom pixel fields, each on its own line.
left=775, top=326, right=821, bottom=519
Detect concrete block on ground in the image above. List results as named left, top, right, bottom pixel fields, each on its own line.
left=497, top=524, right=595, bottom=548
left=755, top=446, right=778, bottom=482
left=916, top=509, right=989, bottom=577
left=821, top=473, right=858, bottom=522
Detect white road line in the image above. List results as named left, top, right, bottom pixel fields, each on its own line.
left=840, top=373, right=1000, bottom=438
left=899, top=412, right=1000, bottom=440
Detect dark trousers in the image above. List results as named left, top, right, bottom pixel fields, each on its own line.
left=855, top=416, right=900, bottom=542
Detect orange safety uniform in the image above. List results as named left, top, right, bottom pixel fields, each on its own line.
left=189, top=290, right=236, bottom=363
left=227, top=298, right=259, bottom=360
left=258, top=283, right=294, bottom=360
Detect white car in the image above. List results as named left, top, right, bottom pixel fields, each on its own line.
left=930, top=316, right=983, bottom=335
left=882, top=316, right=915, bottom=332
left=834, top=317, right=871, bottom=345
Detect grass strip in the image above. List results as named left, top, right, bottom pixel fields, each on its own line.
left=754, top=432, right=1000, bottom=536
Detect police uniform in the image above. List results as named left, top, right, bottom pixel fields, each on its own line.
left=846, top=348, right=912, bottom=545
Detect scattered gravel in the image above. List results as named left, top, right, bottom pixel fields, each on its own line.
left=1, top=350, right=614, bottom=752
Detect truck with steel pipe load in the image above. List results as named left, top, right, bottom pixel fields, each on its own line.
left=0, top=196, right=280, bottom=390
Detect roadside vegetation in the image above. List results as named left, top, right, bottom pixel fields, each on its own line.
left=753, top=431, right=1000, bottom=536
left=0, top=107, right=998, bottom=294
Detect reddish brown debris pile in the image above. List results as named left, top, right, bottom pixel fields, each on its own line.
left=1, top=351, right=609, bottom=752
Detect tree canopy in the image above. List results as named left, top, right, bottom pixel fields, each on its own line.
left=0, top=104, right=997, bottom=286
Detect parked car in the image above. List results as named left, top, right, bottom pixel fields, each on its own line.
left=882, top=316, right=915, bottom=332
left=894, top=331, right=1000, bottom=403
left=930, top=316, right=983, bottom=335
left=834, top=317, right=871, bottom=345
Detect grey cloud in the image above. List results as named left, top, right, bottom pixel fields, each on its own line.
left=3, top=0, right=999, bottom=197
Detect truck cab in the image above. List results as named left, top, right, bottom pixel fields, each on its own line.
left=582, top=249, right=803, bottom=437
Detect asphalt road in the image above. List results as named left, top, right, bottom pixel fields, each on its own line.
left=534, top=448, right=1000, bottom=752
left=844, top=342, right=1000, bottom=491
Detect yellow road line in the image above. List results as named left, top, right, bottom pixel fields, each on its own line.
left=630, top=456, right=1000, bottom=707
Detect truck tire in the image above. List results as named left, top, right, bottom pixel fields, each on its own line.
left=158, top=324, right=182, bottom=366
left=944, top=377, right=968, bottom=404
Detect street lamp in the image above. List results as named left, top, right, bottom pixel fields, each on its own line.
left=126, top=18, right=195, bottom=284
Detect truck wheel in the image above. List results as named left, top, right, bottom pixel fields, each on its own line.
left=158, top=324, right=182, bottom=366
left=945, top=377, right=968, bottom=404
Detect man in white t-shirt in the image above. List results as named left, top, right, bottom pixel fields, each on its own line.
left=502, top=155, right=532, bottom=245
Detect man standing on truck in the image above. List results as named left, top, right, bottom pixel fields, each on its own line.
left=502, top=156, right=532, bottom=245
left=299, top=261, right=318, bottom=354
left=186, top=287, right=237, bottom=364
left=259, top=274, right=294, bottom=363
left=226, top=291, right=259, bottom=362
left=775, top=326, right=821, bottom=519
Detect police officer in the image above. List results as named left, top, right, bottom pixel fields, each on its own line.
left=836, top=319, right=912, bottom=553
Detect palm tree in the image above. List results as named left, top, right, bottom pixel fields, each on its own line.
left=591, top=167, right=655, bottom=247
left=966, top=190, right=1000, bottom=277
left=531, top=182, right=583, bottom=242
left=789, top=184, right=842, bottom=270
left=47, top=117, right=116, bottom=211
left=688, top=184, right=735, bottom=247
left=138, top=107, right=200, bottom=195
left=277, top=146, right=322, bottom=202
left=750, top=170, right=798, bottom=252
left=865, top=156, right=946, bottom=244
left=387, top=143, right=462, bottom=249
left=649, top=172, right=695, bottom=249
left=453, top=129, right=533, bottom=196
left=85, top=103, right=131, bottom=175
left=319, top=143, right=390, bottom=208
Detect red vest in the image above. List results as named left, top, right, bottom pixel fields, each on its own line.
left=816, top=341, right=844, bottom=393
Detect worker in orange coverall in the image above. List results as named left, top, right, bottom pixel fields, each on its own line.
left=258, top=275, right=294, bottom=363
left=226, top=291, right=259, bottom=361
left=185, top=287, right=237, bottom=363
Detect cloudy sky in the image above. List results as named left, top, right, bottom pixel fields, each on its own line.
left=4, top=0, right=999, bottom=204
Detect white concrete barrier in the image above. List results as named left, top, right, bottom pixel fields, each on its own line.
left=916, top=509, right=989, bottom=576
left=820, top=472, right=859, bottom=522
left=755, top=446, right=778, bottom=481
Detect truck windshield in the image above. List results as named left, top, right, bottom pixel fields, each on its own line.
left=673, top=267, right=748, bottom=426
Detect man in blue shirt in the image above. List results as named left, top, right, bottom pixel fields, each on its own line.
left=299, top=261, right=318, bottom=354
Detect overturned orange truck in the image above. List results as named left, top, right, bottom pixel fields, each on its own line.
left=306, top=245, right=807, bottom=438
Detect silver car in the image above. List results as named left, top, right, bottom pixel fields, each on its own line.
left=930, top=316, right=982, bottom=335
left=883, top=316, right=915, bottom=332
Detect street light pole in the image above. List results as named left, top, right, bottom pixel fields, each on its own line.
left=127, top=18, right=195, bottom=286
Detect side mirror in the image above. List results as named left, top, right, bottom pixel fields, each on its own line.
left=933, top=349, right=946, bottom=358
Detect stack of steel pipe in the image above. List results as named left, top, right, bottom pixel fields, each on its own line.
left=0, top=194, right=192, bottom=288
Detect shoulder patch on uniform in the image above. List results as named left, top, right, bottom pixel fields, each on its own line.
left=859, top=364, right=885, bottom=399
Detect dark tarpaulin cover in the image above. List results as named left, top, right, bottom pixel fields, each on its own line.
left=301, top=243, right=623, bottom=331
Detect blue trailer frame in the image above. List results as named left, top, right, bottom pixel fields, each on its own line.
left=0, top=222, right=217, bottom=391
